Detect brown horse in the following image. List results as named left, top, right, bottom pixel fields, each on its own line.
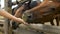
left=12, top=0, right=60, bottom=26
left=22, top=0, right=60, bottom=26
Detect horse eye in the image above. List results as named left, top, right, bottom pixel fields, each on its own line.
left=28, top=15, right=31, bottom=18
left=27, top=13, right=33, bottom=18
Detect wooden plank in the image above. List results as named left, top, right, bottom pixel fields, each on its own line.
left=0, top=20, right=5, bottom=24
left=0, top=19, right=8, bottom=34
left=19, top=24, right=60, bottom=34
left=0, top=19, right=9, bottom=34
left=0, top=27, right=4, bottom=31
left=4, top=0, right=12, bottom=34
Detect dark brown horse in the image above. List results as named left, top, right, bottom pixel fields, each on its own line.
left=22, top=0, right=60, bottom=26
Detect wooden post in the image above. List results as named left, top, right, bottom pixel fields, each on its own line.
left=4, top=0, right=12, bottom=34
left=0, top=0, right=1, bottom=9
left=4, top=0, right=12, bottom=14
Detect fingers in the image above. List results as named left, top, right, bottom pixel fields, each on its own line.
left=17, top=18, right=29, bottom=25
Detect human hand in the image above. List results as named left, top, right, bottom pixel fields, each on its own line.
left=16, top=18, right=29, bottom=25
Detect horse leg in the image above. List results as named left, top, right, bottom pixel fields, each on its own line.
left=50, top=19, right=55, bottom=26
left=55, top=16, right=59, bottom=26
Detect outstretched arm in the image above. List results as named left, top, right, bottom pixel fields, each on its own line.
left=0, top=9, right=26, bottom=24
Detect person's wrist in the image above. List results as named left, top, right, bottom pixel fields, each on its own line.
left=12, top=16, right=18, bottom=22
left=17, top=18, right=25, bottom=23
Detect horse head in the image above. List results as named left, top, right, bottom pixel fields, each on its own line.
left=22, top=0, right=60, bottom=24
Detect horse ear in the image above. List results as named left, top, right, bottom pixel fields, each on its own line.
left=16, top=0, right=19, bottom=4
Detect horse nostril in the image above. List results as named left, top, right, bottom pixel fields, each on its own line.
left=51, top=8, right=55, bottom=11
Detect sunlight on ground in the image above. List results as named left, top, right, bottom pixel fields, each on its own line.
left=45, top=19, right=60, bottom=26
